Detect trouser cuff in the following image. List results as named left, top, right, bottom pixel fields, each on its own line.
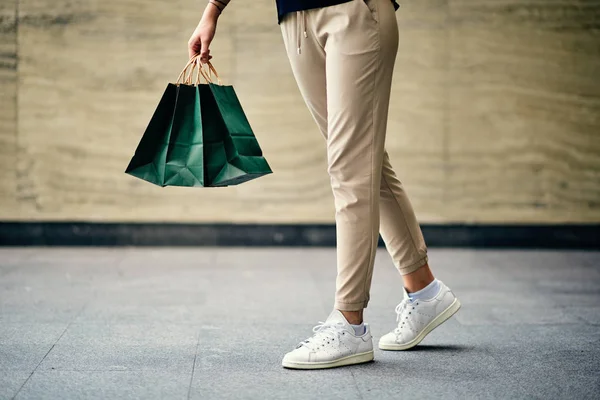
left=334, top=299, right=369, bottom=311
left=398, top=255, right=429, bottom=276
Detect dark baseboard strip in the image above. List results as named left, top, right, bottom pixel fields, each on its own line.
left=0, top=222, right=598, bottom=249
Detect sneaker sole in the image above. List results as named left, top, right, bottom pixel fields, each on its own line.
left=378, top=298, right=461, bottom=351
left=282, top=350, right=374, bottom=370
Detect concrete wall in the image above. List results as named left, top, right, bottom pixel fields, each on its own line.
left=1, top=0, right=599, bottom=224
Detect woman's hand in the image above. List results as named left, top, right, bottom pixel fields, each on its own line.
left=188, top=4, right=221, bottom=62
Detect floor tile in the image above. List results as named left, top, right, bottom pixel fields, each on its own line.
left=14, top=371, right=189, bottom=400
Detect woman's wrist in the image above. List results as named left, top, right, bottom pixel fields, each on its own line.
left=208, top=2, right=222, bottom=14
left=205, top=0, right=230, bottom=18
left=202, top=1, right=222, bottom=22
left=211, top=0, right=230, bottom=10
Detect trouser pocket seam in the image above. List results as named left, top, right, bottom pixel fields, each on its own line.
left=361, top=0, right=379, bottom=23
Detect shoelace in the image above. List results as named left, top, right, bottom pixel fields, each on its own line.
left=298, top=321, right=347, bottom=350
left=394, top=298, right=417, bottom=334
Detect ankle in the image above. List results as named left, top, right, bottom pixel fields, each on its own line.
left=339, top=310, right=363, bottom=325
left=403, top=264, right=435, bottom=293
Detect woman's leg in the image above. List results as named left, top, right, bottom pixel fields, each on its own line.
left=317, top=0, right=404, bottom=312
left=280, top=8, right=377, bottom=370
left=282, top=0, right=430, bottom=312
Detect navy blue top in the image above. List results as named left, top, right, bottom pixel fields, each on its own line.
left=276, top=0, right=400, bottom=23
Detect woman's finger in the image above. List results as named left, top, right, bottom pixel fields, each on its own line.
left=201, top=50, right=212, bottom=63
left=200, top=41, right=210, bottom=63
left=188, top=39, right=200, bottom=60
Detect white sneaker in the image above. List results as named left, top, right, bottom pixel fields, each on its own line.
left=282, top=310, right=374, bottom=369
left=379, top=281, right=461, bottom=351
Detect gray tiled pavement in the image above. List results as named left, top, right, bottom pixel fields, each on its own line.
left=1, top=248, right=599, bottom=399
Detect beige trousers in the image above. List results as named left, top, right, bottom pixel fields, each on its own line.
left=281, top=0, right=428, bottom=311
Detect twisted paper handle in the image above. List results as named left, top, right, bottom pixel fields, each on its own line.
left=175, top=57, right=195, bottom=84
left=175, top=55, right=212, bottom=85
left=198, top=61, right=223, bottom=85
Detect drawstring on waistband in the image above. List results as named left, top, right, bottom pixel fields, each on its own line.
left=297, top=10, right=307, bottom=55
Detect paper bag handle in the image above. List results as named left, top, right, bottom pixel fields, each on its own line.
left=186, top=57, right=212, bottom=85
left=198, top=61, right=223, bottom=85
left=176, top=55, right=211, bottom=85
left=176, top=57, right=196, bottom=85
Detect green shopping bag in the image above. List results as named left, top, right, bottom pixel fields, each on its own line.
left=125, top=58, right=272, bottom=187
